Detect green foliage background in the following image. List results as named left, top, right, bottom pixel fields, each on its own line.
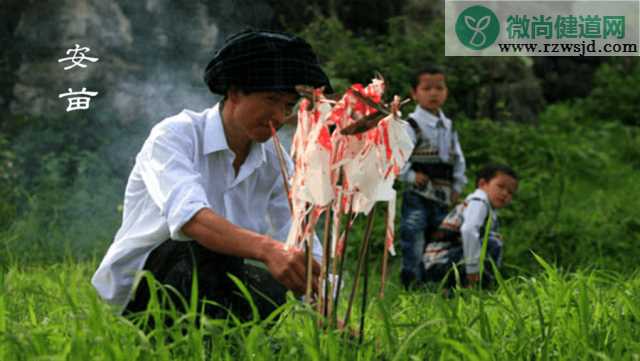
left=1, top=12, right=639, bottom=275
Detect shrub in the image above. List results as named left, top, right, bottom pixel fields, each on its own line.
left=582, top=58, right=640, bottom=126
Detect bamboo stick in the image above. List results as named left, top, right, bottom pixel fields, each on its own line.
left=303, top=206, right=314, bottom=304
left=379, top=207, right=390, bottom=298
left=269, top=122, right=293, bottom=213
left=326, top=198, right=343, bottom=326
left=318, top=207, right=332, bottom=317
left=332, top=210, right=353, bottom=326
left=305, top=234, right=314, bottom=303
left=343, top=205, right=376, bottom=327
left=359, top=234, right=371, bottom=344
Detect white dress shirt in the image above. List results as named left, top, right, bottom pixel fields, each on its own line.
left=92, top=103, right=321, bottom=312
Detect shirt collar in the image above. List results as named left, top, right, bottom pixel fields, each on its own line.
left=411, top=106, right=449, bottom=129
left=233, top=141, right=267, bottom=187
left=472, top=188, right=489, bottom=201
left=202, top=102, right=267, bottom=164
left=203, top=103, right=230, bottom=155
left=470, top=188, right=495, bottom=211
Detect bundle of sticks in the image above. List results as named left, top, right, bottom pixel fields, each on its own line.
left=270, top=76, right=413, bottom=340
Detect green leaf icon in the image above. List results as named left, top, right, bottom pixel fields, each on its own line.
left=456, top=6, right=500, bottom=50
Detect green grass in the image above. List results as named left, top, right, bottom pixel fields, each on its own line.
left=2, top=256, right=639, bottom=360
left=2, top=103, right=639, bottom=360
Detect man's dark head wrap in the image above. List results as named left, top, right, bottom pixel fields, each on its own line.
left=204, top=30, right=333, bottom=95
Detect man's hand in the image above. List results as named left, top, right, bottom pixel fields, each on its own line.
left=182, top=209, right=321, bottom=296
left=415, top=171, right=429, bottom=188
left=262, top=240, right=321, bottom=296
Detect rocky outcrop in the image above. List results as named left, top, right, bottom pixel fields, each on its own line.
left=6, top=0, right=274, bottom=125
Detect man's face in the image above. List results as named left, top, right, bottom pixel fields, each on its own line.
left=228, top=90, right=298, bottom=143
left=411, top=73, right=448, bottom=114
left=478, top=172, right=518, bottom=209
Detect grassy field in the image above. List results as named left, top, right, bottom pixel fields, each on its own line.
left=2, top=254, right=639, bottom=360
left=2, top=102, right=639, bottom=360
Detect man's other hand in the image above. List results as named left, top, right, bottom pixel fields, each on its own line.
left=262, top=240, right=320, bottom=296
left=415, top=171, right=429, bottom=188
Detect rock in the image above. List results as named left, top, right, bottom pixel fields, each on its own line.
left=8, top=0, right=274, bottom=125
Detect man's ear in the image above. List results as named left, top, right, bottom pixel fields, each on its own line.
left=410, top=87, right=417, bottom=100
left=226, top=86, right=241, bottom=104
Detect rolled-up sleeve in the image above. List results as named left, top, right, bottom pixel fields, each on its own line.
left=451, top=132, right=467, bottom=193
left=399, top=122, right=418, bottom=184
left=460, top=200, right=488, bottom=274
left=137, top=123, right=211, bottom=240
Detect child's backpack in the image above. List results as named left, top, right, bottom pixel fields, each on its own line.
left=422, top=197, right=489, bottom=274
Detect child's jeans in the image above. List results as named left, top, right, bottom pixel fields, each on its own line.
left=399, top=190, right=448, bottom=282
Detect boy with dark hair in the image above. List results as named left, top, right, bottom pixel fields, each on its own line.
left=92, top=30, right=332, bottom=321
left=423, top=163, right=519, bottom=288
left=399, top=65, right=467, bottom=288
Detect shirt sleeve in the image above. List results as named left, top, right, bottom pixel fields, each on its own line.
left=399, top=121, right=417, bottom=184
left=460, top=199, right=488, bottom=274
left=451, top=131, right=467, bottom=193
left=137, top=122, right=212, bottom=241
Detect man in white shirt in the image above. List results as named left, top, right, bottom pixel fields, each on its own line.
left=91, top=30, right=332, bottom=321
